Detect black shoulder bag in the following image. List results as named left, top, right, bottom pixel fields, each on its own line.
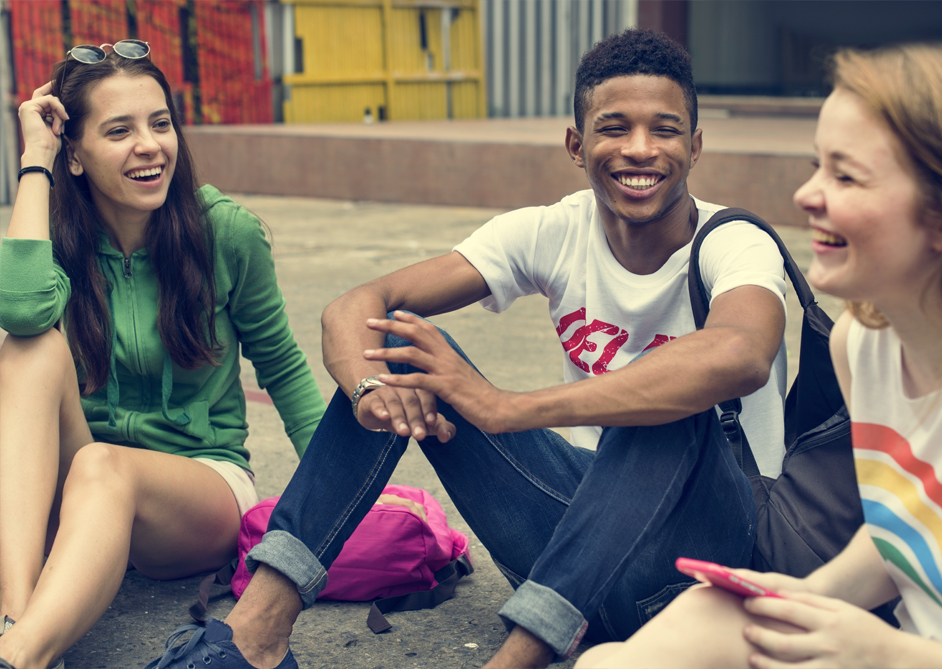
left=688, top=207, right=862, bottom=577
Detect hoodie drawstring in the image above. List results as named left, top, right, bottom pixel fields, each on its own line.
left=162, top=352, right=190, bottom=426
left=102, top=255, right=190, bottom=429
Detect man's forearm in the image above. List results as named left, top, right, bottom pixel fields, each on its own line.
left=368, top=283, right=783, bottom=436
left=322, top=252, right=492, bottom=399
left=490, top=325, right=772, bottom=433
left=322, top=286, right=393, bottom=397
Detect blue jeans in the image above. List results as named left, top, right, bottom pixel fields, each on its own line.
left=247, top=328, right=755, bottom=659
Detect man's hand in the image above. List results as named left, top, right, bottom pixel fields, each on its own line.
left=364, top=311, right=515, bottom=435
left=356, top=384, right=456, bottom=442
left=742, top=591, right=899, bottom=669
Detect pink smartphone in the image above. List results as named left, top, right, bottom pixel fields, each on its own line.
left=675, top=558, right=782, bottom=598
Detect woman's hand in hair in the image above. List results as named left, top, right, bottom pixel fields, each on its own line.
left=18, top=82, right=69, bottom=170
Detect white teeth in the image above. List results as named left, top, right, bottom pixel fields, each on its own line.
left=127, top=166, right=162, bottom=179
left=618, top=174, right=660, bottom=189
left=812, top=229, right=847, bottom=246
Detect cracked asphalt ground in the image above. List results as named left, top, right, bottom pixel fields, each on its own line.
left=0, top=195, right=838, bottom=668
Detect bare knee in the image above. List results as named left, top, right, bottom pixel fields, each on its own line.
left=592, top=586, right=754, bottom=669
left=640, top=585, right=750, bottom=641
left=64, top=443, right=134, bottom=502
left=663, top=583, right=744, bottom=619
left=0, top=328, right=74, bottom=385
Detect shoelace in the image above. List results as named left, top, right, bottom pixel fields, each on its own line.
left=145, top=624, right=228, bottom=669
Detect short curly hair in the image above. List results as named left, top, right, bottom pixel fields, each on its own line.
left=574, top=28, right=697, bottom=133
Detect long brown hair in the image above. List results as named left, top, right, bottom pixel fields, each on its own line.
left=829, top=44, right=942, bottom=328
left=50, top=52, right=220, bottom=394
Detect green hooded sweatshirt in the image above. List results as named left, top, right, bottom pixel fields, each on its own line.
left=0, top=185, right=325, bottom=470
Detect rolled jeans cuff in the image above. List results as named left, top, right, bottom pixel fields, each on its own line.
left=497, top=580, right=588, bottom=660
left=245, top=530, right=328, bottom=610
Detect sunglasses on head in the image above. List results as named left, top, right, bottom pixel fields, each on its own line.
left=66, top=39, right=150, bottom=64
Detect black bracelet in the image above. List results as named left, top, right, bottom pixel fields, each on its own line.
left=17, top=166, right=55, bottom=188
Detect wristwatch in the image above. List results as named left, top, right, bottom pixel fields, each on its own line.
left=351, top=375, right=386, bottom=418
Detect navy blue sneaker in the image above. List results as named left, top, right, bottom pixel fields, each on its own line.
left=144, top=618, right=298, bottom=669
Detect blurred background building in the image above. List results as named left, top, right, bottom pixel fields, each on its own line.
left=2, top=0, right=941, bottom=206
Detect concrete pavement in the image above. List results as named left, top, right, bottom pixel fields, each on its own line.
left=0, top=194, right=839, bottom=669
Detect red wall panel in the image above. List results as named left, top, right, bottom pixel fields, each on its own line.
left=10, top=0, right=272, bottom=125
left=137, top=0, right=186, bottom=92
left=70, top=0, right=128, bottom=48
left=194, top=0, right=271, bottom=124
left=10, top=0, right=63, bottom=101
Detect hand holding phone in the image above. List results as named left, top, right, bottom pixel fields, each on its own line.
left=675, top=558, right=782, bottom=598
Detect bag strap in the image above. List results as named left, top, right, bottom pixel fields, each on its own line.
left=366, top=553, right=474, bottom=634
left=716, top=397, right=758, bottom=475
left=687, top=207, right=815, bottom=478
left=689, top=207, right=817, bottom=326
left=189, top=559, right=237, bottom=622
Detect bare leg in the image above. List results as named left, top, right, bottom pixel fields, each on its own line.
left=0, top=330, right=93, bottom=621
left=0, top=434, right=241, bottom=668
left=483, top=626, right=555, bottom=669
left=225, top=565, right=303, bottom=669
left=574, top=585, right=800, bottom=669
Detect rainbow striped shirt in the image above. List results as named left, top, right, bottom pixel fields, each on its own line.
left=849, top=320, right=942, bottom=639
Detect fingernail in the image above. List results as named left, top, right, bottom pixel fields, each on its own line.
left=426, top=414, right=436, bottom=423
left=363, top=349, right=374, bottom=355
left=399, top=423, right=408, bottom=432
left=366, top=318, right=379, bottom=325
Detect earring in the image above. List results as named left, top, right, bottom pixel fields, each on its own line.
left=71, top=165, right=80, bottom=174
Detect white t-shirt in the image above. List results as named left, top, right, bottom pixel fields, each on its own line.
left=454, top=190, right=787, bottom=477
left=847, top=319, right=942, bottom=640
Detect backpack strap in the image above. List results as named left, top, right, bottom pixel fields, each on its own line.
left=366, top=553, right=474, bottom=633
left=717, top=397, right=759, bottom=476
left=189, top=559, right=237, bottom=622
left=687, top=207, right=815, bottom=478
left=689, top=207, right=817, bottom=325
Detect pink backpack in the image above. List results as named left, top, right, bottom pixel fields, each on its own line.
left=192, top=485, right=473, bottom=633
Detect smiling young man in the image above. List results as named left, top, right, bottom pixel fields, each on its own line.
left=148, top=28, right=788, bottom=669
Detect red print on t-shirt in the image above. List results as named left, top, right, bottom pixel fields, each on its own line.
left=642, top=333, right=677, bottom=351
left=555, top=308, right=675, bottom=375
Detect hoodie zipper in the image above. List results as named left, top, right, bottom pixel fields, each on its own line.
left=120, top=255, right=148, bottom=425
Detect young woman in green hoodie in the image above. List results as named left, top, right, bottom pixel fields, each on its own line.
left=0, top=44, right=326, bottom=669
